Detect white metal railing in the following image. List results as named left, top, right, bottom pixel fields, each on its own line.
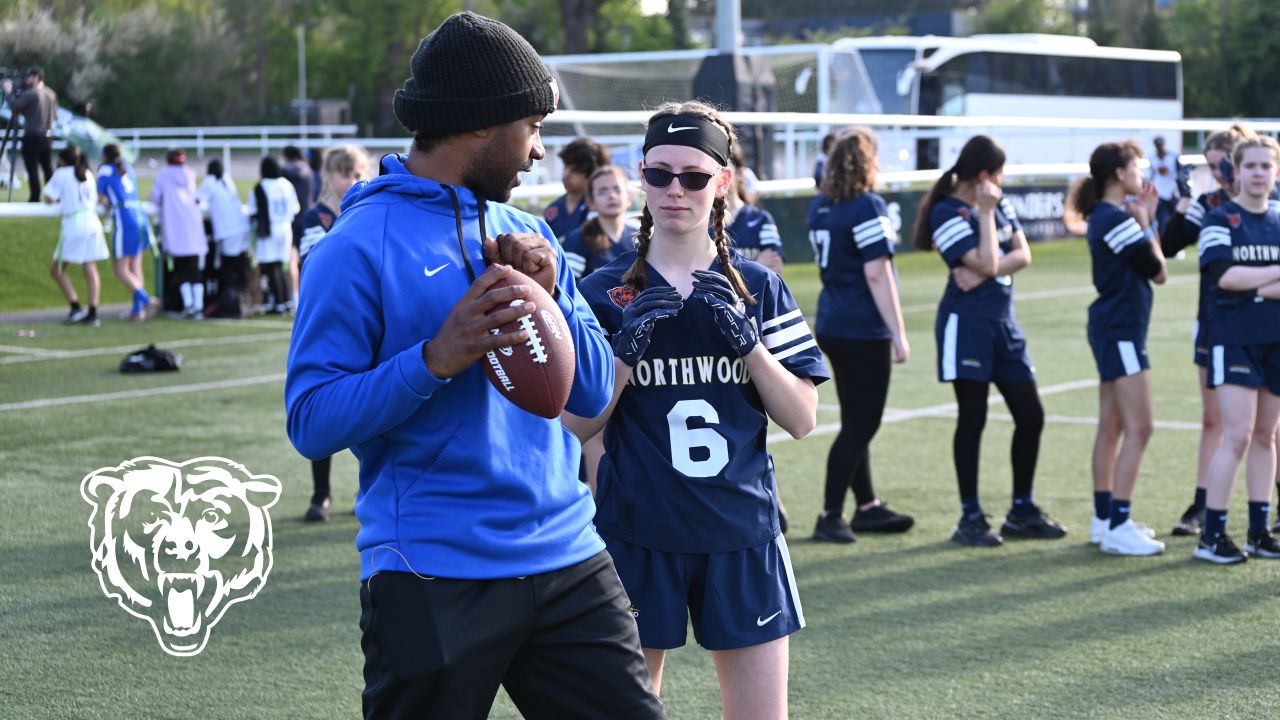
left=109, top=124, right=358, bottom=157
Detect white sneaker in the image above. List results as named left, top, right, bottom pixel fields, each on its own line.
left=1100, top=520, right=1166, bottom=556
left=1090, top=516, right=1156, bottom=544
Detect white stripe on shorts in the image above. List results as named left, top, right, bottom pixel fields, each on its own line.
left=942, top=313, right=959, bottom=381
left=1117, top=340, right=1141, bottom=376
left=776, top=534, right=805, bottom=629
left=1213, top=345, right=1225, bottom=386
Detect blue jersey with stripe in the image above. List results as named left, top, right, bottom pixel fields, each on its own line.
left=579, top=253, right=829, bottom=554
left=1087, top=202, right=1154, bottom=337
left=543, top=194, right=589, bottom=241
left=560, top=222, right=637, bottom=280
left=808, top=192, right=897, bottom=340
left=96, top=162, right=150, bottom=247
left=1199, top=201, right=1280, bottom=346
left=727, top=204, right=783, bottom=261
left=930, top=196, right=1022, bottom=321
left=1186, top=189, right=1231, bottom=323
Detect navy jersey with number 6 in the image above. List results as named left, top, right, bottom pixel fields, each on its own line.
left=727, top=204, right=783, bottom=262
left=579, top=253, right=829, bottom=554
left=1199, top=201, right=1280, bottom=346
left=931, top=195, right=1021, bottom=321
left=808, top=191, right=896, bottom=339
left=1086, top=202, right=1155, bottom=338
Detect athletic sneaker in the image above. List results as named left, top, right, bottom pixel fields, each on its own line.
left=304, top=497, right=331, bottom=522
left=1194, top=534, right=1246, bottom=564
left=812, top=512, right=856, bottom=544
left=1099, top=520, right=1166, bottom=556
left=850, top=502, right=914, bottom=533
left=951, top=514, right=1003, bottom=547
left=63, top=307, right=88, bottom=324
left=1171, top=504, right=1205, bottom=536
left=1090, top=516, right=1157, bottom=544
left=1001, top=506, right=1068, bottom=540
left=77, top=313, right=100, bottom=328
left=1244, top=530, right=1280, bottom=559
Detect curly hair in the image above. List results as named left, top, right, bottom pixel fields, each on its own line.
left=623, top=100, right=756, bottom=305
left=820, top=127, right=878, bottom=201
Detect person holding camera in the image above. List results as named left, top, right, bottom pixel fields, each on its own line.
left=2, top=66, right=58, bottom=203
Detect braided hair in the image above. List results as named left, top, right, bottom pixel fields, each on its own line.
left=623, top=100, right=756, bottom=305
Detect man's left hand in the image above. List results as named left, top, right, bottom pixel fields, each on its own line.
left=485, top=233, right=557, bottom=296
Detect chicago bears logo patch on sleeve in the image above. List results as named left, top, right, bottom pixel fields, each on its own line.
left=608, top=284, right=638, bottom=309
left=957, top=207, right=971, bottom=220
left=1227, top=213, right=1242, bottom=228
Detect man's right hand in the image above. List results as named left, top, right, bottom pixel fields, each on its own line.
left=422, top=264, right=535, bottom=379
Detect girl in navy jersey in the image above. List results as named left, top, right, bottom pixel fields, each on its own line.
left=1158, top=124, right=1257, bottom=537
left=912, top=135, right=1066, bottom=547
left=809, top=127, right=914, bottom=543
left=1073, top=140, right=1168, bottom=556
left=560, top=165, right=638, bottom=280
left=1193, top=136, right=1280, bottom=564
left=295, top=144, right=371, bottom=522
left=725, top=172, right=784, bottom=273
left=566, top=100, right=828, bottom=719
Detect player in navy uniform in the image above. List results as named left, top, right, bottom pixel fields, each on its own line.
left=808, top=127, right=914, bottom=544
left=1073, top=140, right=1169, bottom=556
left=1159, top=124, right=1257, bottom=536
left=725, top=175, right=784, bottom=273
left=566, top=100, right=827, bottom=719
left=295, top=144, right=371, bottom=522
left=560, top=165, right=638, bottom=280
left=1194, top=136, right=1280, bottom=564
left=912, top=135, right=1066, bottom=547
left=544, top=137, right=610, bottom=240
left=97, top=143, right=157, bottom=321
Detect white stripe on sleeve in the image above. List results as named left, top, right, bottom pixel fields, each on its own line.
left=761, top=308, right=802, bottom=330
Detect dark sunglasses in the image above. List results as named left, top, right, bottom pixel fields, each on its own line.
left=641, top=167, right=720, bottom=191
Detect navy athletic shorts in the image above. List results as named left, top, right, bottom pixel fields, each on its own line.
left=935, top=312, right=1035, bottom=384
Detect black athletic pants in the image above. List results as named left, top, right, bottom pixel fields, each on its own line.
left=360, top=551, right=665, bottom=720
left=259, top=261, right=286, bottom=308
left=951, top=379, right=1044, bottom=502
left=21, top=134, right=53, bottom=203
left=817, top=335, right=892, bottom=514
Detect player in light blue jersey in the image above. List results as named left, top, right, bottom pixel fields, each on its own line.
left=97, top=143, right=157, bottom=321
left=1073, top=140, right=1168, bottom=556
left=1194, top=136, right=1280, bottom=564
left=912, top=135, right=1065, bottom=548
left=567, top=100, right=828, bottom=720
left=808, top=127, right=914, bottom=544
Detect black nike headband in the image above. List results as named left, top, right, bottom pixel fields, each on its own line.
left=642, top=114, right=730, bottom=167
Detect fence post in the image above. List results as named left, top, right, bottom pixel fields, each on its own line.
left=262, top=129, right=269, bottom=156
left=197, top=129, right=204, bottom=158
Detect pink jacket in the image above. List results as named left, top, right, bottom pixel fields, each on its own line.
left=150, top=165, right=206, bottom=257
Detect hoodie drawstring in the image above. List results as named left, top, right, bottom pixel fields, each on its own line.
left=443, top=185, right=479, bottom=283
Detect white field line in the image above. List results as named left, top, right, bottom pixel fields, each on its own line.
left=0, top=373, right=285, bottom=412
left=988, top=412, right=1200, bottom=432
left=899, top=273, right=1196, bottom=315
left=0, top=330, right=292, bottom=365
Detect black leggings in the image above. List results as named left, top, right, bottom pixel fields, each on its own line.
left=172, top=255, right=201, bottom=284
left=952, top=379, right=1044, bottom=502
left=259, top=261, right=287, bottom=307
left=817, top=335, right=892, bottom=514
left=311, top=455, right=332, bottom=504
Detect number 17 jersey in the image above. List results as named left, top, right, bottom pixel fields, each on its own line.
left=578, top=252, right=829, bottom=554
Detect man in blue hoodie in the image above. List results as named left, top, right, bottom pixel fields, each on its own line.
left=285, top=13, right=664, bottom=719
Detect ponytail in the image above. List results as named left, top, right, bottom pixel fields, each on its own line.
left=1068, top=176, right=1102, bottom=219
left=102, top=143, right=125, bottom=177
left=1070, top=140, right=1142, bottom=219
left=911, top=135, right=1006, bottom=251
left=912, top=168, right=957, bottom=251
left=59, top=146, right=88, bottom=183
left=622, top=206, right=655, bottom=290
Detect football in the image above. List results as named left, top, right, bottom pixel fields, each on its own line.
left=481, top=270, right=576, bottom=418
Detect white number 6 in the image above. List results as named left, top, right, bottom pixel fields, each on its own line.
left=667, top=399, right=729, bottom=477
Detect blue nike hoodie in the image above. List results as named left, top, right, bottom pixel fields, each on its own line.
left=285, top=155, right=612, bottom=580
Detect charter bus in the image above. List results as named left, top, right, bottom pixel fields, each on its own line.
left=833, top=34, right=1184, bottom=169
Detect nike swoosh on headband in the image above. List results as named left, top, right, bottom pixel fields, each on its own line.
left=667, top=125, right=697, bottom=133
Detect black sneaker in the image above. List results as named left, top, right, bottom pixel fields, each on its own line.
left=1172, top=504, right=1205, bottom=536
left=63, top=307, right=88, bottom=324
left=1245, top=530, right=1280, bottom=559
left=952, top=514, right=1003, bottom=547
left=77, top=314, right=101, bottom=327
left=304, top=497, right=331, bottom=522
left=1193, top=533, right=1246, bottom=564
left=850, top=502, right=914, bottom=533
left=1001, top=505, right=1068, bottom=540
left=812, top=512, right=856, bottom=544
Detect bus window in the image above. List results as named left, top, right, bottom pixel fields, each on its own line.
left=857, top=49, right=916, bottom=114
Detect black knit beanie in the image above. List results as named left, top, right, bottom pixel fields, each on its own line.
left=393, top=12, right=558, bottom=136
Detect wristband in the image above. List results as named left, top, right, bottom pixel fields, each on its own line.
left=1141, top=229, right=1155, bottom=241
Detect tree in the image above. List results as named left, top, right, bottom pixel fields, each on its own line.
left=978, top=0, right=1078, bottom=35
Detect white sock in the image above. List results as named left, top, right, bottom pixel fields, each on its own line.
left=193, top=285, right=204, bottom=312
left=180, top=283, right=194, bottom=311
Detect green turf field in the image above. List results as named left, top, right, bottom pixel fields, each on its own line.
left=2, top=240, right=1276, bottom=719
